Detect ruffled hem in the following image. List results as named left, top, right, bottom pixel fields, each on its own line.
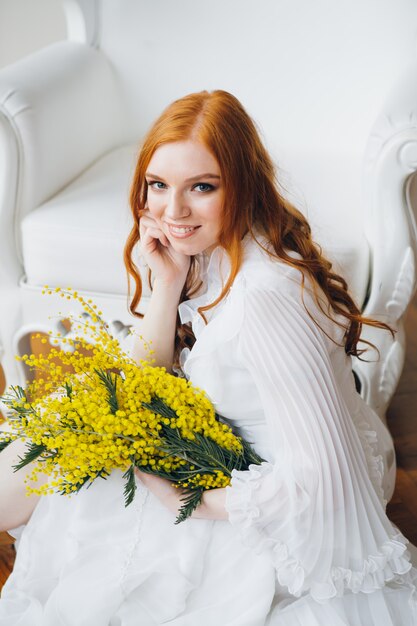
left=225, top=463, right=416, bottom=604
left=275, top=534, right=415, bottom=603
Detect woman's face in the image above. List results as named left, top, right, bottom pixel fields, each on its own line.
left=145, top=140, right=224, bottom=256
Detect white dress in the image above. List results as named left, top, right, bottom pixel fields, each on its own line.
left=1, top=233, right=417, bottom=626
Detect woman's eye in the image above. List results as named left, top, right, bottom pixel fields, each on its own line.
left=193, top=183, right=214, bottom=192
left=148, top=181, right=166, bottom=190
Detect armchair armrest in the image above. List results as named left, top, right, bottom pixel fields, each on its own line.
left=354, top=61, right=417, bottom=415
left=362, top=61, right=417, bottom=315
left=0, top=40, right=125, bottom=240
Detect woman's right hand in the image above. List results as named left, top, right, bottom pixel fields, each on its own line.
left=138, top=209, right=191, bottom=290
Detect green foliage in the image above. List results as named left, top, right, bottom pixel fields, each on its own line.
left=175, top=488, right=204, bottom=525
left=142, top=397, right=178, bottom=420
left=1, top=385, right=27, bottom=414
left=13, top=442, right=46, bottom=471
left=123, top=463, right=137, bottom=506
left=64, top=382, right=73, bottom=399
left=59, top=473, right=92, bottom=496
left=158, top=422, right=258, bottom=476
left=0, top=437, right=12, bottom=453
left=240, top=437, right=265, bottom=466
left=134, top=404, right=265, bottom=523
left=95, top=369, right=119, bottom=413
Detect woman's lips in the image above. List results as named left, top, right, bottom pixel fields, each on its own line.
left=167, top=224, right=201, bottom=238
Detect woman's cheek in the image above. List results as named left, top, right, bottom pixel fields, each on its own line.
left=147, top=198, right=164, bottom=220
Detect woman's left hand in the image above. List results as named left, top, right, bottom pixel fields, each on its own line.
left=134, top=469, right=228, bottom=521
left=134, top=469, right=184, bottom=515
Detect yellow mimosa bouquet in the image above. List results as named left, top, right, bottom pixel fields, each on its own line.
left=0, top=288, right=263, bottom=523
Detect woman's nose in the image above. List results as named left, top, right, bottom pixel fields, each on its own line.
left=164, top=191, right=191, bottom=220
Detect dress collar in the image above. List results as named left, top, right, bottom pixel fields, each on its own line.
left=178, top=230, right=270, bottom=327
left=196, top=229, right=271, bottom=287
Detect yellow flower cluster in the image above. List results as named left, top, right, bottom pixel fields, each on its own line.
left=1, top=287, right=248, bottom=509
left=181, top=470, right=230, bottom=489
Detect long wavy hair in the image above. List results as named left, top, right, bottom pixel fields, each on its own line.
left=124, top=89, right=394, bottom=371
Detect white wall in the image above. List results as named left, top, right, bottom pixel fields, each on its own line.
left=0, top=0, right=66, bottom=69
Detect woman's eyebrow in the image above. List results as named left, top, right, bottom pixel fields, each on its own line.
left=185, top=173, right=221, bottom=182
left=145, top=172, right=220, bottom=182
left=145, top=172, right=165, bottom=181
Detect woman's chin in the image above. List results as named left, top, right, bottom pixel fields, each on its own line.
left=168, top=240, right=200, bottom=256
left=166, top=230, right=219, bottom=257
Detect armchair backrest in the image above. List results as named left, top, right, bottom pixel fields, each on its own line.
left=80, top=0, right=417, bottom=239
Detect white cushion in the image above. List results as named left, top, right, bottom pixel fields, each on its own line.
left=21, top=144, right=140, bottom=296
left=21, top=144, right=369, bottom=306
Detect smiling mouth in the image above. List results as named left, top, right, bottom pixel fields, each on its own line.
left=167, top=224, right=201, bottom=235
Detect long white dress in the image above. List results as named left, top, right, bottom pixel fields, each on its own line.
left=1, top=233, right=417, bottom=626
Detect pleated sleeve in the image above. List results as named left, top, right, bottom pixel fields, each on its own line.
left=224, top=283, right=412, bottom=602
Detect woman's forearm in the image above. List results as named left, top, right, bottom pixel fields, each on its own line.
left=130, top=279, right=184, bottom=372
left=192, top=487, right=228, bottom=521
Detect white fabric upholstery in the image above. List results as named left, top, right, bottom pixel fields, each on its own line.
left=21, top=145, right=141, bottom=296
left=0, top=41, right=124, bottom=227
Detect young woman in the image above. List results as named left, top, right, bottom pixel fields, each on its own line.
left=0, top=90, right=416, bottom=625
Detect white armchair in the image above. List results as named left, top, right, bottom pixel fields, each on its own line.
left=0, top=0, right=417, bottom=422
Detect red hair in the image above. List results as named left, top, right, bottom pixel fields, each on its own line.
left=124, top=90, right=394, bottom=370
